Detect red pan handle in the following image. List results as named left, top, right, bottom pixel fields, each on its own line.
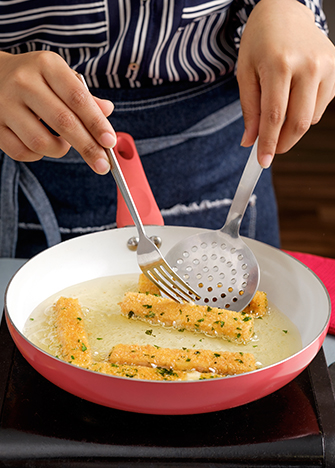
left=113, top=132, right=164, bottom=228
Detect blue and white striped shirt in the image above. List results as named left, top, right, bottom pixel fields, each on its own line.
left=0, top=0, right=328, bottom=88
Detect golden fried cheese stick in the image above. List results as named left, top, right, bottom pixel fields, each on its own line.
left=89, top=361, right=220, bottom=381
left=53, top=296, right=92, bottom=367
left=137, top=273, right=268, bottom=316
left=109, top=343, right=256, bottom=375
left=138, top=273, right=161, bottom=296
left=243, top=291, right=268, bottom=317
left=119, top=292, right=254, bottom=343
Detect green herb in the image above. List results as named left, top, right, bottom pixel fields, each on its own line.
left=242, top=316, right=252, bottom=322
left=81, top=343, right=87, bottom=352
left=214, top=353, right=221, bottom=358
left=96, top=337, right=103, bottom=340
left=235, top=359, right=243, bottom=364
left=145, top=329, right=154, bottom=336
left=142, top=304, right=152, bottom=309
left=156, top=367, right=177, bottom=377
left=236, top=333, right=241, bottom=339
left=197, top=318, right=204, bottom=322
left=30, top=318, right=34, bottom=321
left=283, top=329, right=288, bottom=334
left=207, top=306, right=212, bottom=312
left=77, top=317, right=82, bottom=321
left=128, top=311, right=134, bottom=319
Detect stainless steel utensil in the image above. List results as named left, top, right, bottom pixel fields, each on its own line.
left=165, top=140, right=262, bottom=312
left=106, top=146, right=200, bottom=303
left=77, top=74, right=200, bottom=304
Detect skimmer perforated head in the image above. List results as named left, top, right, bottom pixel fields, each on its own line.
left=165, top=139, right=262, bottom=312
left=165, top=231, right=260, bottom=311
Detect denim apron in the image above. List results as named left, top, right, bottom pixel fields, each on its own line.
left=0, top=76, right=280, bottom=258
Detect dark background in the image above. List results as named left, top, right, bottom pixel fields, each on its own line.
left=271, top=0, right=335, bottom=258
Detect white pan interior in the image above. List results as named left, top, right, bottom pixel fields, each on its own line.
left=6, top=226, right=330, bottom=349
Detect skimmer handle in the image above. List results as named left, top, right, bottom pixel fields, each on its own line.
left=222, top=139, right=262, bottom=236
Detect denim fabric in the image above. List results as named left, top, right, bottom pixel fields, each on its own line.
left=0, top=76, right=280, bottom=258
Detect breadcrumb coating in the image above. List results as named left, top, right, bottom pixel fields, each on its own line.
left=109, top=343, right=256, bottom=375
left=119, top=292, right=254, bottom=343
left=53, top=296, right=92, bottom=367
left=138, top=273, right=161, bottom=296
left=243, top=291, right=268, bottom=316
left=89, top=361, right=221, bottom=381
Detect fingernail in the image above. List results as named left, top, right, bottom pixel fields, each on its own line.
left=100, top=132, right=116, bottom=148
left=260, top=154, right=273, bottom=169
left=240, top=130, right=247, bottom=146
left=94, top=157, right=110, bottom=175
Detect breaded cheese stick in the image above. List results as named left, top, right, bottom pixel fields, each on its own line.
left=138, top=273, right=161, bottom=296
left=109, top=343, right=256, bottom=375
left=138, top=274, right=268, bottom=316
left=53, top=296, right=92, bottom=367
left=119, top=292, right=254, bottom=343
left=89, top=361, right=220, bottom=381
left=243, top=291, right=268, bottom=317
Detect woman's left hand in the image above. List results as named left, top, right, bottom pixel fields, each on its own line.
left=237, top=0, right=335, bottom=168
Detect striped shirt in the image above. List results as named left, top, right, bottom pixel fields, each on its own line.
left=0, top=0, right=328, bottom=89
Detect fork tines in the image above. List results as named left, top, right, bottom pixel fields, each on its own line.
left=144, top=264, right=200, bottom=303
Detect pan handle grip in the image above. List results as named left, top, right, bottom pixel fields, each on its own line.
left=114, top=132, right=164, bottom=228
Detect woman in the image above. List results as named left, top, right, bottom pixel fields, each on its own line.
left=0, top=0, right=333, bottom=258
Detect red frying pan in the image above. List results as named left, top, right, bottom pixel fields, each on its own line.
left=4, top=134, right=330, bottom=415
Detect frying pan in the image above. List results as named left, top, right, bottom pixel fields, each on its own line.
left=4, top=135, right=331, bottom=415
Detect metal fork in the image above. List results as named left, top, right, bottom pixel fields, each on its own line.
left=77, top=73, right=199, bottom=302
left=105, top=147, right=200, bottom=303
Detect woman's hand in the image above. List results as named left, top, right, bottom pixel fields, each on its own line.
left=0, top=51, right=116, bottom=174
left=237, top=0, right=335, bottom=168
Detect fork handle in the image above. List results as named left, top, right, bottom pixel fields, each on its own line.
left=114, top=133, right=164, bottom=228
left=222, top=138, right=263, bottom=236
left=106, top=147, right=147, bottom=238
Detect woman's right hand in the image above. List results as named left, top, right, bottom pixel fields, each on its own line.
left=0, top=51, right=116, bottom=174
